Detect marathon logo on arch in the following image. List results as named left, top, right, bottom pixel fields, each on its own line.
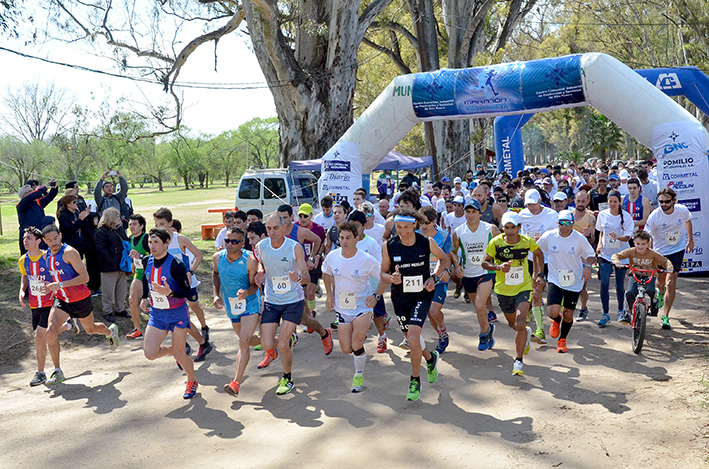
left=662, top=171, right=698, bottom=181
left=655, top=73, right=682, bottom=90
left=679, top=198, right=701, bottom=212
left=323, top=160, right=351, bottom=172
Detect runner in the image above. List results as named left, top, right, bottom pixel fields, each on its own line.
left=572, top=190, right=596, bottom=321
left=126, top=214, right=149, bottom=339
left=481, top=212, right=543, bottom=377
left=214, top=211, right=238, bottom=251
left=622, top=178, right=653, bottom=232
left=212, top=227, right=261, bottom=397
left=372, top=208, right=450, bottom=401
left=293, top=203, right=326, bottom=332
left=472, top=185, right=503, bottom=227
left=322, top=221, right=381, bottom=392
left=253, top=213, right=313, bottom=395
left=536, top=210, right=595, bottom=353
left=139, top=227, right=198, bottom=399
left=451, top=199, right=499, bottom=351
left=323, top=203, right=348, bottom=255
left=313, top=196, right=336, bottom=231
left=41, top=224, right=119, bottom=385
left=644, top=187, right=694, bottom=330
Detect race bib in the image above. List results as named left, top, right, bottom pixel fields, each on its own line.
left=558, top=269, right=575, bottom=288
left=150, top=290, right=170, bottom=309
left=607, top=235, right=619, bottom=247
left=403, top=275, right=424, bottom=293
left=29, top=279, right=43, bottom=297
left=505, top=266, right=524, bottom=285
left=665, top=231, right=681, bottom=246
left=599, top=202, right=609, bottom=211
left=272, top=276, right=291, bottom=294
left=337, top=291, right=357, bottom=310
left=467, top=252, right=483, bottom=266
left=133, top=257, right=143, bottom=269
left=228, top=297, right=247, bottom=315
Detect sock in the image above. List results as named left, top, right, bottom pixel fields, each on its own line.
left=436, top=325, right=446, bottom=335
left=560, top=319, right=573, bottom=339
left=378, top=333, right=386, bottom=340
left=419, top=334, right=426, bottom=350
left=410, top=375, right=420, bottom=383
left=320, top=329, right=329, bottom=340
left=426, top=353, right=436, bottom=364
left=532, top=306, right=544, bottom=331
left=353, top=348, right=366, bottom=374
left=515, top=357, right=523, bottom=364
left=308, top=299, right=316, bottom=311
left=283, top=372, right=291, bottom=380
left=55, top=367, right=61, bottom=372
left=552, top=315, right=562, bottom=324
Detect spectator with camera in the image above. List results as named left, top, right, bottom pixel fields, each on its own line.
left=16, top=179, right=59, bottom=254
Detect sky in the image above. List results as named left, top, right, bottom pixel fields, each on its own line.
left=0, top=9, right=277, bottom=138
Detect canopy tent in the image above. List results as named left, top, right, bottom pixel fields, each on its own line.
left=288, top=151, right=432, bottom=172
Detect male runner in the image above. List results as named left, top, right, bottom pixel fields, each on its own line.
left=572, top=190, right=596, bottom=321
left=313, top=195, right=335, bottom=231
left=622, top=177, right=653, bottom=231
left=126, top=214, right=149, bottom=339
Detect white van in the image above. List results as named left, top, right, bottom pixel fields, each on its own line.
left=235, top=169, right=319, bottom=214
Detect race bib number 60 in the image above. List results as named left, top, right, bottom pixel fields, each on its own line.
left=272, top=276, right=291, bottom=294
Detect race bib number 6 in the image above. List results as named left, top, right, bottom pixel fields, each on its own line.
left=403, top=275, right=424, bottom=293
left=337, top=291, right=356, bottom=310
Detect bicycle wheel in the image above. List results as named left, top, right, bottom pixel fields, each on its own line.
left=632, top=300, right=647, bottom=354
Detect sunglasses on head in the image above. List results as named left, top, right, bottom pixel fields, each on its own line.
left=224, top=238, right=243, bottom=244
left=558, top=220, right=573, bottom=226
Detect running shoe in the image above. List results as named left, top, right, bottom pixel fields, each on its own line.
left=399, top=337, right=410, bottom=350
left=453, top=284, right=462, bottom=299
left=254, top=344, right=263, bottom=351
left=464, top=292, right=471, bottom=304
left=512, top=359, right=524, bottom=376
left=406, top=378, right=421, bottom=401
left=487, top=323, right=495, bottom=350
left=576, top=308, right=588, bottom=322
left=258, top=349, right=278, bottom=369
left=224, top=380, right=240, bottom=397
left=351, top=373, right=365, bottom=393
left=276, top=377, right=294, bottom=395
left=65, top=318, right=80, bottom=334
left=183, top=380, right=198, bottom=399
left=435, top=333, right=449, bottom=354
left=30, top=371, right=47, bottom=387
left=488, top=311, right=498, bottom=323
left=107, top=323, right=120, bottom=350
left=661, top=315, right=672, bottom=330
left=524, top=326, right=531, bottom=355
left=619, top=312, right=631, bottom=325
left=427, top=351, right=439, bottom=384
left=126, top=329, right=143, bottom=340
left=598, top=313, right=611, bottom=328
left=618, top=311, right=628, bottom=324
left=531, top=328, right=547, bottom=345
left=201, top=326, right=210, bottom=342
left=321, top=328, right=333, bottom=355
left=550, top=319, right=560, bottom=339
left=330, top=318, right=338, bottom=331
left=377, top=336, right=387, bottom=353
left=383, top=313, right=391, bottom=330
left=657, top=292, right=664, bottom=309
left=289, top=332, right=299, bottom=348
left=47, top=369, right=65, bottom=385
left=478, top=332, right=490, bottom=351
left=194, top=341, right=213, bottom=362
left=557, top=338, right=568, bottom=353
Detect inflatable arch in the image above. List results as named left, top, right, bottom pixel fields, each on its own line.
left=317, top=53, right=709, bottom=272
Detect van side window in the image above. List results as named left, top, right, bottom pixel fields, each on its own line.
left=294, top=178, right=314, bottom=199
left=238, top=178, right=260, bottom=199
left=264, top=178, right=287, bottom=199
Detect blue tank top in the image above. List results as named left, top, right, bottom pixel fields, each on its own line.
left=622, top=195, right=645, bottom=226
left=144, top=254, right=188, bottom=312
left=256, top=237, right=304, bottom=305
left=217, top=249, right=260, bottom=317
left=46, top=244, right=91, bottom=302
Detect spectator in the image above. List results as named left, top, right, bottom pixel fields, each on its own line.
left=16, top=180, right=58, bottom=254
left=377, top=170, right=396, bottom=199
left=94, top=207, right=129, bottom=322
left=401, top=169, right=420, bottom=188
left=94, top=170, right=129, bottom=230
left=57, top=194, right=88, bottom=256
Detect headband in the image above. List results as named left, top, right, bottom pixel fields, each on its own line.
left=394, top=215, right=416, bottom=223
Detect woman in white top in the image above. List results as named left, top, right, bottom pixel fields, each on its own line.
left=595, top=191, right=634, bottom=327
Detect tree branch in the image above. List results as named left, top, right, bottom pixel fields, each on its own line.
left=362, top=37, right=412, bottom=74
left=369, top=20, right=418, bottom=50
left=357, top=0, right=394, bottom=42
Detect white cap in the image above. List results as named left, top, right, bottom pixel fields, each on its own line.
left=454, top=177, right=462, bottom=184
left=524, top=190, right=541, bottom=205
left=501, top=212, right=520, bottom=226
left=453, top=195, right=465, bottom=205
left=553, top=191, right=567, bottom=201
left=557, top=210, right=574, bottom=222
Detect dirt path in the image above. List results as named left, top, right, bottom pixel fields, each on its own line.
left=2, top=275, right=708, bottom=468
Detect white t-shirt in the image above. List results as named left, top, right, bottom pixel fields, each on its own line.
left=641, top=180, right=658, bottom=208
left=595, top=209, right=634, bottom=261
left=445, top=212, right=466, bottom=234
left=455, top=221, right=495, bottom=278
left=435, top=197, right=447, bottom=214
left=518, top=206, right=558, bottom=261
left=373, top=210, right=386, bottom=226
left=214, top=227, right=228, bottom=250
left=322, top=248, right=380, bottom=316
left=364, top=223, right=385, bottom=246
left=645, top=204, right=692, bottom=256
left=537, top=229, right=595, bottom=292
left=313, top=211, right=335, bottom=231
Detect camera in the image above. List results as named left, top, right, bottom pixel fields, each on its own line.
left=109, top=170, right=117, bottom=176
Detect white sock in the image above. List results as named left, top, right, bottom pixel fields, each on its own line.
left=378, top=333, right=386, bottom=340
left=353, top=353, right=367, bottom=374
left=419, top=334, right=426, bottom=350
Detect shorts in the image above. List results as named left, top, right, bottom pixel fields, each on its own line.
left=498, top=290, right=532, bottom=315
left=187, top=287, right=199, bottom=303
left=392, top=295, right=431, bottom=332
left=665, top=250, right=684, bottom=273
left=432, top=282, right=448, bottom=304
left=32, top=306, right=52, bottom=330
left=373, top=295, right=387, bottom=318
left=53, top=296, right=93, bottom=319
left=309, top=268, right=322, bottom=284
left=461, top=273, right=495, bottom=294
left=546, top=283, right=581, bottom=310
left=230, top=311, right=260, bottom=324
left=336, top=310, right=371, bottom=324
left=148, top=305, right=190, bottom=332
left=528, top=260, right=549, bottom=278
left=262, top=300, right=304, bottom=325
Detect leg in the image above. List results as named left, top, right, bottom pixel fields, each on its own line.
left=143, top=325, right=171, bottom=360
left=277, top=320, right=299, bottom=374
left=406, top=325, right=425, bottom=378
left=35, top=327, right=48, bottom=372
left=338, top=321, right=354, bottom=355
left=260, top=322, right=278, bottom=351
left=78, top=313, right=112, bottom=336
left=114, top=272, right=128, bottom=314
left=475, top=280, right=495, bottom=333
left=614, top=265, right=627, bottom=313
left=171, top=327, right=195, bottom=382
left=514, top=302, right=531, bottom=359
left=560, top=307, right=574, bottom=339
left=187, top=320, right=205, bottom=345
left=46, top=308, right=70, bottom=369
left=188, top=300, right=208, bottom=330
left=663, top=272, right=679, bottom=317
left=579, top=283, right=588, bottom=309
left=128, top=279, right=143, bottom=331
left=598, top=259, right=612, bottom=316
left=301, top=305, right=325, bottom=336
left=101, top=272, right=117, bottom=318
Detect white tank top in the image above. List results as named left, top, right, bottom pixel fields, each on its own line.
left=167, top=232, right=200, bottom=288
left=456, top=221, right=495, bottom=278
left=257, top=237, right=304, bottom=305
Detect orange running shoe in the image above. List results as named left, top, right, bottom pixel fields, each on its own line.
left=550, top=319, right=560, bottom=339
left=183, top=380, right=198, bottom=399
left=557, top=338, right=568, bottom=353
left=322, top=328, right=333, bottom=355
left=125, top=329, right=143, bottom=340
left=257, top=348, right=278, bottom=369
left=224, top=380, right=240, bottom=396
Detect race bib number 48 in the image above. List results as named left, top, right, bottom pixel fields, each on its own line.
left=505, top=266, right=524, bottom=286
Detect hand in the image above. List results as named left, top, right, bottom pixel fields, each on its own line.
left=614, top=263, right=623, bottom=269
left=78, top=210, right=89, bottom=220
left=254, top=271, right=265, bottom=286
left=390, top=265, right=402, bottom=285
left=500, top=262, right=511, bottom=273
left=439, top=270, right=451, bottom=283
left=455, top=265, right=465, bottom=278
left=583, top=266, right=592, bottom=282
left=534, top=276, right=546, bottom=289
left=326, top=296, right=334, bottom=312
left=129, top=249, right=141, bottom=260
left=423, top=277, right=435, bottom=292
left=151, top=280, right=171, bottom=295
left=19, top=290, right=26, bottom=307
left=213, top=296, right=224, bottom=309
left=365, top=294, right=377, bottom=308
left=288, top=270, right=300, bottom=283
left=140, top=298, right=149, bottom=312
left=306, top=258, right=315, bottom=270
left=686, top=240, right=694, bottom=253
left=102, top=171, right=110, bottom=179
left=237, top=289, right=247, bottom=300
left=610, top=232, right=618, bottom=240
left=41, top=281, right=61, bottom=294
left=48, top=180, right=57, bottom=188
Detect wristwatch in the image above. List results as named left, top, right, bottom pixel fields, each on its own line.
left=59, top=281, right=64, bottom=288
left=374, top=294, right=382, bottom=301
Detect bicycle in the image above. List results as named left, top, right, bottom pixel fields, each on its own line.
left=622, top=266, right=663, bottom=354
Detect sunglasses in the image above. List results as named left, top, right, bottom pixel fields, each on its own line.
left=658, top=199, right=673, bottom=205
left=224, top=238, right=244, bottom=245
left=558, top=220, right=573, bottom=226
left=298, top=214, right=310, bottom=218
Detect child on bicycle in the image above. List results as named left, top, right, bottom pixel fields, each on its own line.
left=611, top=230, right=673, bottom=322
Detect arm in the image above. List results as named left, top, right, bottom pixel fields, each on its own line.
left=298, top=227, right=322, bottom=264
left=94, top=177, right=104, bottom=204
left=323, top=272, right=334, bottom=312
left=429, top=237, right=451, bottom=278
left=374, top=242, right=394, bottom=296
left=211, top=252, right=223, bottom=309
left=239, top=256, right=260, bottom=299
left=293, top=243, right=310, bottom=285
left=492, top=204, right=505, bottom=224
left=159, top=260, right=192, bottom=298
left=39, top=184, right=59, bottom=208
left=451, top=232, right=464, bottom=278
left=382, top=217, right=394, bottom=240
left=117, top=175, right=128, bottom=198
left=178, top=234, right=203, bottom=272
left=685, top=219, right=694, bottom=253
left=19, top=275, right=28, bottom=307
left=532, top=247, right=544, bottom=279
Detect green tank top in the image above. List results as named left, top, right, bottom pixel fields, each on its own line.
left=130, top=232, right=149, bottom=280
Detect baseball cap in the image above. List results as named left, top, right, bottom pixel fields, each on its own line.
left=298, top=203, right=313, bottom=215
left=476, top=164, right=483, bottom=169
left=424, top=183, right=433, bottom=192
left=523, top=177, right=534, bottom=187
left=609, top=173, right=620, bottom=181
left=347, top=210, right=367, bottom=225
left=454, top=177, right=462, bottom=184
left=501, top=212, right=520, bottom=226
left=453, top=195, right=465, bottom=205
left=510, top=198, right=524, bottom=210
left=441, top=176, right=451, bottom=183
left=553, top=191, right=568, bottom=202
left=597, top=174, right=609, bottom=181
left=557, top=210, right=575, bottom=222
left=524, top=190, right=541, bottom=205
left=464, top=199, right=482, bottom=211
left=543, top=177, right=553, bottom=185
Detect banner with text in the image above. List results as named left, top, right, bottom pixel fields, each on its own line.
left=317, top=142, right=363, bottom=207
left=651, top=121, right=709, bottom=273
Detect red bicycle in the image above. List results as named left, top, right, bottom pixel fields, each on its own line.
left=624, top=266, right=664, bottom=354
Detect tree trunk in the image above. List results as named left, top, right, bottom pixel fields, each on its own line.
left=157, top=171, right=163, bottom=192
left=183, top=174, right=189, bottom=190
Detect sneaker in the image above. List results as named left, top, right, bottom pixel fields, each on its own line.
left=185, top=342, right=192, bottom=356
left=201, top=326, right=210, bottom=342
left=224, top=380, right=240, bottom=397
left=478, top=332, right=490, bottom=351
left=276, top=377, right=294, bottom=395
left=487, top=323, right=495, bottom=350
left=598, top=313, right=611, bottom=328
left=125, top=329, right=143, bottom=340
left=383, top=313, right=391, bottom=330
left=661, top=315, right=671, bottom=330
left=557, top=338, right=568, bottom=353
left=351, top=373, right=365, bottom=393
left=114, top=310, right=130, bottom=318
left=531, top=328, right=547, bottom=345
left=194, top=341, right=213, bottom=362
left=620, top=312, right=631, bottom=325
left=65, top=318, right=80, bottom=334
left=453, top=284, right=462, bottom=299
left=512, top=359, right=524, bottom=376
left=488, top=311, right=498, bottom=323
left=657, top=292, right=664, bottom=309
left=618, top=311, right=628, bottom=324
left=576, top=308, right=588, bottom=321
left=258, top=349, right=278, bottom=369
left=30, top=371, right=47, bottom=386
left=183, top=380, right=198, bottom=399
left=406, top=378, right=421, bottom=401
left=107, top=323, right=120, bottom=350
left=47, top=369, right=65, bottom=385
left=330, top=318, right=339, bottom=331
left=399, top=337, right=410, bottom=350
left=254, top=344, right=263, bottom=351
left=321, top=328, right=333, bottom=355
left=464, top=292, right=471, bottom=304
left=524, top=326, right=531, bottom=355
left=377, top=336, right=387, bottom=353
left=435, top=333, right=449, bottom=354
left=550, top=319, right=560, bottom=339
left=427, top=351, right=439, bottom=384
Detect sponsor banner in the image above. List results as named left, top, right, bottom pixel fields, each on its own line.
left=317, top=142, right=362, bottom=207
left=651, top=121, right=709, bottom=273
left=412, top=55, right=587, bottom=120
